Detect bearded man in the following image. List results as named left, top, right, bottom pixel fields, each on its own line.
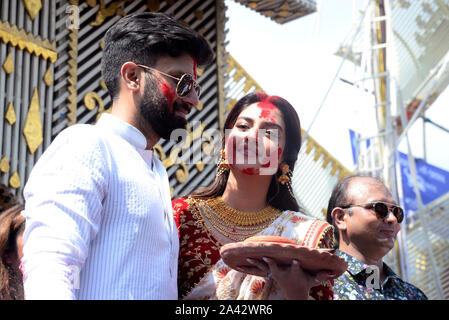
left=21, top=12, right=213, bottom=300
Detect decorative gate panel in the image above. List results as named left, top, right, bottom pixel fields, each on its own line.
left=1, top=0, right=226, bottom=200
left=0, top=0, right=57, bottom=194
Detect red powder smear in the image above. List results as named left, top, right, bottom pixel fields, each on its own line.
left=242, top=168, right=259, bottom=175
left=159, top=80, right=176, bottom=106
left=257, top=100, right=277, bottom=123
left=258, top=100, right=276, bottom=110
left=193, top=59, right=197, bottom=81
left=261, top=147, right=282, bottom=168
left=261, top=161, right=271, bottom=168
left=278, top=147, right=283, bottom=160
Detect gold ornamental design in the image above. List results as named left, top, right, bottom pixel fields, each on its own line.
left=9, top=171, right=21, bottom=189
left=2, top=52, right=14, bottom=74
left=43, top=66, right=53, bottom=86
left=5, top=102, right=16, bottom=125
left=89, top=0, right=129, bottom=27
left=0, top=21, right=57, bottom=63
left=66, top=1, right=79, bottom=125
left=0, top=157, right=10, bottom=173
left=23, top=0, right=43, bottom=20
left=23, top=88, right=44, bottom=154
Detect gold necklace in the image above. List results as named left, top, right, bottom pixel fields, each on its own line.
left=188, top=197, right=282, bottom=242
left=206, top=197, right=281, bottom=226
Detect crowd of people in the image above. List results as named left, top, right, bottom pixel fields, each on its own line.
left=0, top=12, right=427, bottom=300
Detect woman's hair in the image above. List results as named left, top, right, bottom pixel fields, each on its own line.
left=188, top=92, right=302, bottom=212
left=0, top=204, right=25, bottom=300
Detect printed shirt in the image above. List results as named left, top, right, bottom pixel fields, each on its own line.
left=333, top=250, right=428, bottom=300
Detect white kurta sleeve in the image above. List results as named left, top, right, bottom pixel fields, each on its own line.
left=21, top=125, right=109, bottom=300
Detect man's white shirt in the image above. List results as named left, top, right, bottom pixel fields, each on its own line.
left=22, top=113, right=179, bottom=299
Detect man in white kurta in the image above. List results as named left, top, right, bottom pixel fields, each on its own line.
left=22, top=114, right=178, bottom=299
left=21, top=12, right=213, bottom=299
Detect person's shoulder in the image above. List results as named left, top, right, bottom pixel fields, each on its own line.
left=47, top=124, right=108, bottom=155
left=29, top=124, right=111, bottom=176
left=285, top=209, right=317, bottom=222
left=172, top=197, right=197, bottom=233
left=282, top=210, right=334, bottom=248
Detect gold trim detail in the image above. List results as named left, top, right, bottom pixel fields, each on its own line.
left=3, top=52, right=14, bottom=74
left=90, top=0, right=128, bottom=27
left=195, top=10, right=204, bottom=21
left=196, top=161, right=205, bottom=172
left=23, top=0, right=43, bottom=20
left=84, top=92, right=104, bottom=111
left=206, top=196, right=281, bottom=226
left=147, top=0, right=161, bottom=12
left=83, top=91, right=110, bottom=123
left=9, top=171, right=21, bottom=189
left=0, top=21, right=57, bottom=63
left=175, top=162, right=189, bottom=184
left=5, top=102, right=16, bottom=125
left=0, top=157, right=10, bottom=173
left=43, top=66, right=53, bottom=86
left=23, top=88, right=43, bottom=154
left=99, top=79, right=107, bottom=91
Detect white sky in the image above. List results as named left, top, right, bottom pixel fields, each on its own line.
left=224, top=0, right=449, bottom=172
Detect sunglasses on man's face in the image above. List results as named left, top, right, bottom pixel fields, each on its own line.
left=341, top=201, right=404, bottom=223
left=137, top=64, right=201, bottom=98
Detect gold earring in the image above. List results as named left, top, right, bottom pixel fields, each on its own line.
left=278, top=164, right=290, bottom=185
left=217, top=149, right=230, bottom=177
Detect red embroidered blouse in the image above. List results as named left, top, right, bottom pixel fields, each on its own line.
left=173, top=198, right=333, bottom=300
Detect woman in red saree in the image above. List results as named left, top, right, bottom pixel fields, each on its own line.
left=173, top=92, right=335, bottom=300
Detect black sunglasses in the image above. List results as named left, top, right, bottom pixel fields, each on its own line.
left=137, top=64, right=201, bottom=98
left=340, top=201, right=404, bottom=223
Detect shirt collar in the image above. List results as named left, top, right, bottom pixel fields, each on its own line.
left=96, top=113, right=148, bottom=150
left=335, top=249, right=399, bottom=280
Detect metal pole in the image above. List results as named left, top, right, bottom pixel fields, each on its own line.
left=397, top=88, right=445, bottom=300
left=397, top=51, right=449, bottom=145
left=422, top=113, right=427, bottom=162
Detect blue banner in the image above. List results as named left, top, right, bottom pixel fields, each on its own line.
left=399, top=152, right=449, bottom=220
left=349, top=129, right=360, bottom=165
left=349, top=129, right=371, bottom=165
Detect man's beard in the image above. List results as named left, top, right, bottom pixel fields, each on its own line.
left=139, top=77, right=189, bottom=140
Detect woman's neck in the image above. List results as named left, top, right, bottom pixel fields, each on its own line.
left=221, top=169, right=273, bottom=211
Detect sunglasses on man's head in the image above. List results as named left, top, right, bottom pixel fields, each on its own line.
left=137, top=64, right=201, bottom=98
left=340, top=201, right=404, bottom=223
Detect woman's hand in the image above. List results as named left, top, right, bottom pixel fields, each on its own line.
left=243, top=257, right=334, bottom=300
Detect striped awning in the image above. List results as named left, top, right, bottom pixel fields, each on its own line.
left=233, top=0, right=317, bottom=24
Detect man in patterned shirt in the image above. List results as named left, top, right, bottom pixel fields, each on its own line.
left=326, top=175, right=427, bottom=300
